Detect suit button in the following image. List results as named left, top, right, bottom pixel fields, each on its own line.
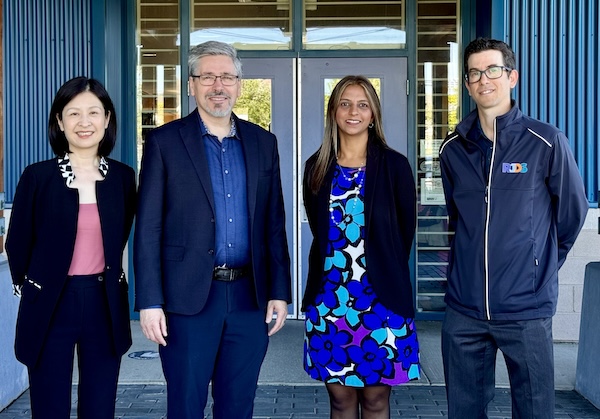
left=208, top=249, right=214, bottom=255
left=106, top=266, right=111, bottom=270
left=98, top=275, right=104, bottom=282
left=210, top=218, right=215, bottom=223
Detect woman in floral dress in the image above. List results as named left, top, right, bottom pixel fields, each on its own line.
left=302, top=75, right=419, bottom=418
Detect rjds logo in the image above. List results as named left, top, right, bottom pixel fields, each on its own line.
left=502, top=162, right=528, bottom=173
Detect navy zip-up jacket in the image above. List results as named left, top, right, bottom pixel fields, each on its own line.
left=439, top=103, right=588, bottom=321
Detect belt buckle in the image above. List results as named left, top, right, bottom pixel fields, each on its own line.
left=214, top=265, right=234, bottom=281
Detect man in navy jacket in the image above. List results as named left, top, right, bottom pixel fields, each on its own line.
left=439, top=38, right=588, bottom=418
left=134, top=41, right=291, bottom=419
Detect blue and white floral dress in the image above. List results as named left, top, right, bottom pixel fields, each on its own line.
left=304, top=165, right=420, bottom=387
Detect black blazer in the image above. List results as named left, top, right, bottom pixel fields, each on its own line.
left=302, top=140, right=417, bottom=318
left=134, top=110, right=291, bottom=314
left=6, top=157, right=136, bottom=368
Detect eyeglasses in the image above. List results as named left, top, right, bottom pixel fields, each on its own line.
left=464, top=66, right=512, bottom=83
left=190, top=74, right=239, bottom=86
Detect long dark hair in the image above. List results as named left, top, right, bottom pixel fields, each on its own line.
left=308, top=75, right=387, bottom=194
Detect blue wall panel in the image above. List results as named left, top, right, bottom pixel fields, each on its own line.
left=501, top=0, right=598, bottom=203
left=3, top=0, right=91, bottom=203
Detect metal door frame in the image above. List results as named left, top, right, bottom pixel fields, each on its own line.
left=297, top=57, right=409, bottom=319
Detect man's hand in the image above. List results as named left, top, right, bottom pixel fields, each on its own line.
left=265, top=299, right=288, bottom=336
left=140, top=307, right=168, bottom=346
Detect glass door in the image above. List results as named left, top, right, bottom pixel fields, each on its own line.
left=186, top=58, right=298, bottom=316
left=236, top=58, right=297, bottom=316
left=298, top=57, right=409, bottom=318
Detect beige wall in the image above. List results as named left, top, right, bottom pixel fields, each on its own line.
left=555, top=208, right=600, bottom=341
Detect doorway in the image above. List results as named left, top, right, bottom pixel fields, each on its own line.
left=185, top=56, right=408, bottom=318
left=298, top=57, right=409, bottom=318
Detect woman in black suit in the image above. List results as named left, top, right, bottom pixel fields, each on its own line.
left=302, top=75, right=419, bottom=418
left=6, top=77, right=136, bottom=418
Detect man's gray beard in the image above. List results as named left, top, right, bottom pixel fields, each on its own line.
left=206, top=104, right=232, bottom=118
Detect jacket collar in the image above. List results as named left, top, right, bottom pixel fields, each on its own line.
left=180, top=109, right=258, bottom=217
left=456, top=100, right=522, bottom=142
left=58, top=153, right=108, bottom=187
left=180, top=110, right=216, bottom=213
left=363, top=139, right=382, bottom=231
left=235, top=114, right=260, bottom=221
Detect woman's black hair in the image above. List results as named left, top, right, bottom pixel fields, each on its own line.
left=48, top=77, right=117, bottom=156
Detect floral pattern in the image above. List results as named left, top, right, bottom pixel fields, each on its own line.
left=304, top=165, right=420, bottom=387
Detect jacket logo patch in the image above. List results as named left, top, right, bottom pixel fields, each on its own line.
left=502, top=162, right=528, bottom=173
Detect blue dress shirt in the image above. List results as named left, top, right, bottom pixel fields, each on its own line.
left=200, top=115, right=251, bottom=269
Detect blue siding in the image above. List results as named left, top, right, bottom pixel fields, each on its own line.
left=4, top=0, right=597, bottom=204
left=500, top=0, right=598, bottom=203
left=3, top=0, right=91, bottom=203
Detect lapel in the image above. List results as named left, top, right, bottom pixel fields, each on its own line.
left=363, top=141, right=381, bottom=232
left=316, top=160, right=336, bottom=254
left=61, top=164, right=80, bottom=242
left=96, top=167, right=110, bottom=215
left=96, top=167, right=115, bottom=251
left=51, top=158, right=86, bottom=258
left=236, top=115, right=259, bottom=221
left=180, top=110, right=216, bottom=213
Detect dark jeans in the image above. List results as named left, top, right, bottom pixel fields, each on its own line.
left=160, top=276, right=269, bottom=419
left=28, top=273, right=120, bottom=419
left=442, top=306, right=554, bottom=419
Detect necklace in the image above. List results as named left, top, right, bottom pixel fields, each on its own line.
left=336, top=161, right=365, bottom=182
left=329, top=164, right=366, bottom=226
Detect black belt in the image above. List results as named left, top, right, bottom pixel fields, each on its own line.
left=212, top=266, right=249, bottom=282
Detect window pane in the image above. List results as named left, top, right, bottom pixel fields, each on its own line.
left=233, top=79, right=273, bottom=131
left=304, top=1, right=406, bottom=50
left=415, top=0, right=459, bottom=314
left=137, top=0, right=182, bottom=169
left=191, top=0, right=292, bottom=50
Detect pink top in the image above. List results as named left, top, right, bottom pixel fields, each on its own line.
left=68, top=203, right=105, bottom=275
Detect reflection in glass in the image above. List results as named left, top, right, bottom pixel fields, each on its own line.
left=417, top=280, right=448, bottom=294
left=304, top=1, right=405, bottom=50
left=191, top=0, right=292, bottom=50
left=137, top=0, right=181, bottom=170
left=415, top=0, right=460, bottom=314
left=234, top=79, right=272, bottom=131
left=417, top=295, right=447, bottom=312
left=187, top=28, right=291, bottom=51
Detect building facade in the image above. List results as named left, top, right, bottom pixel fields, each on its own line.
left=1, top=0, right=598, bottom=339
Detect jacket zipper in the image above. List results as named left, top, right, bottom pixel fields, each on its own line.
left=483, top=119, right=498, bottom=321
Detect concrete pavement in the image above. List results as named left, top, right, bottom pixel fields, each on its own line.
left=1, top=320, right=599, bottom=418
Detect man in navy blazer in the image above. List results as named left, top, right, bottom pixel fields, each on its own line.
left=134, top=41, right=292, bottom=419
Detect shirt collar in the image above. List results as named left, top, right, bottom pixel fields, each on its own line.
left=198, top=115, right=239, bottom=140
left=58, top=153, right=108, bottom=187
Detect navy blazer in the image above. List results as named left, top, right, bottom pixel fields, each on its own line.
left=302, top=140, right=417, bottom=318
left=6, top=158, right=136, bottom=368
left=134, top=110, right=291, bottom=314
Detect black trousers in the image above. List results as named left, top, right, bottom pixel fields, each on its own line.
left=28, top=273, right=121, bottom=419
left=160, top=275, right=269, bottom=419
left=442, top=306, right=555, bottom=419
